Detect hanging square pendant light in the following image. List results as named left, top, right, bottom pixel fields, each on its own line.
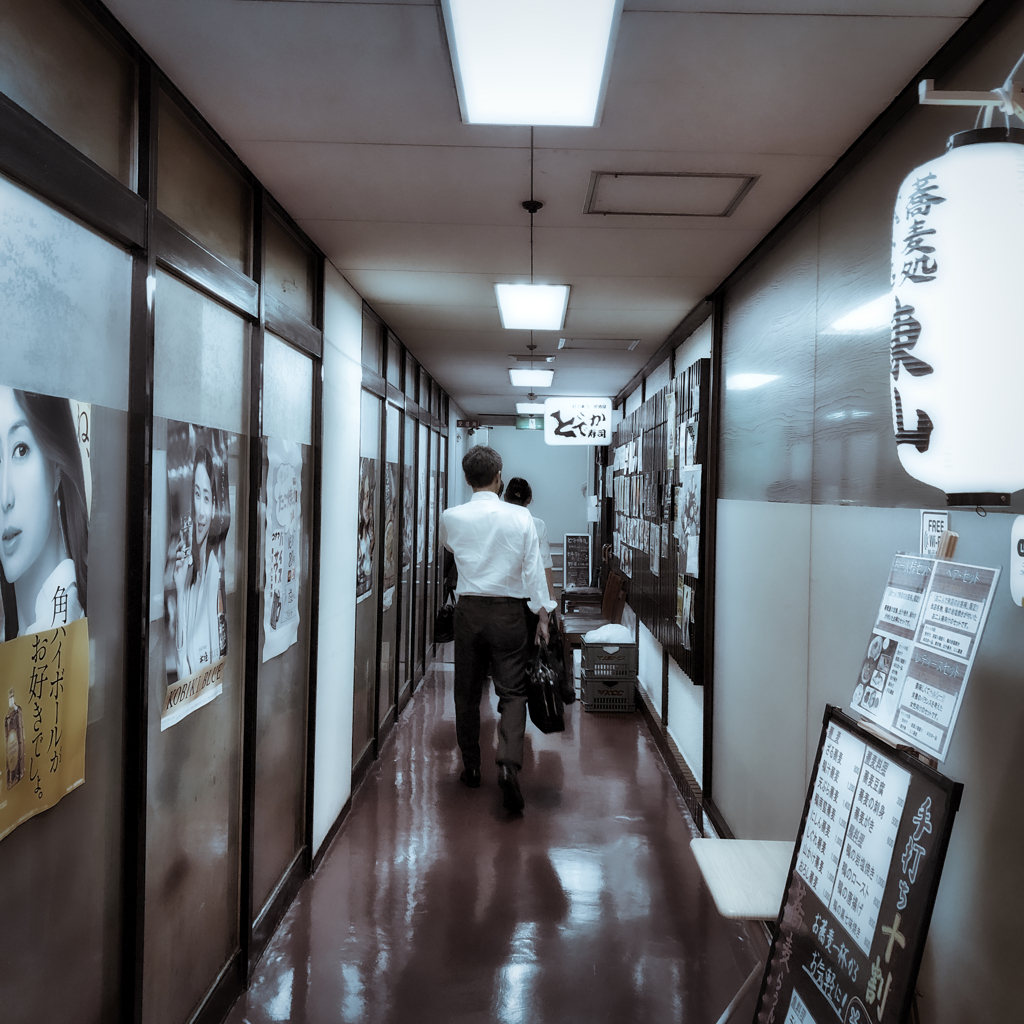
left=495, top=284, right=569, bottom=330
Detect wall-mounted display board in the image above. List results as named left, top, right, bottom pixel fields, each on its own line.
left=609, top=359, right=710, bottom=682
left=850, top=554, right=998, bottom=762
left=755, top=705, right=962, bottom=1024
left=563, top=533, right=592, bottom=590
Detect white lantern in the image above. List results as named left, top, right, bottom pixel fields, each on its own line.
left=890, top=127, right=1024, bottom=504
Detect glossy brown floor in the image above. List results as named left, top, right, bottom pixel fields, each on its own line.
left=226, top=660, right=762, bottom=1024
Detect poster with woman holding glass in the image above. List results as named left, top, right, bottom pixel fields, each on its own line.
left=160, top=421, right=231, bottom=730
left=0, top=385, right=91, bottom=842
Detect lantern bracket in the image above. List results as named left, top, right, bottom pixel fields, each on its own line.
left=919, top=79, right=1024, bottom=122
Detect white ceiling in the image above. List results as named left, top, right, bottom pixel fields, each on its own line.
left=106, top=0, right=980, bottom=414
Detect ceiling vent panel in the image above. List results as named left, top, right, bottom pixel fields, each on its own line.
left=584, top=171, right=758, bottom=217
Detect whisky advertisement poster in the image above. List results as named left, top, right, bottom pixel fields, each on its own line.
left=1, top=386, right=92, bottom=841
left=262, top=437, right=303, bottom=663
left=1, top=620, right=90, bottom=841
left=850, top=555, right=998, bottom=761
left=160, top=421, right=232, bottom=730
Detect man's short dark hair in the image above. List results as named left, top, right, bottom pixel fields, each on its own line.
left=463, top=445, right=502, bottom=488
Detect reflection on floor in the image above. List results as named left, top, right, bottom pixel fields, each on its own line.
left=226, top=659, right=762, bottom=1024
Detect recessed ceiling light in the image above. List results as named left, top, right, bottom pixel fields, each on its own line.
left=442, top=0, right=622, bottom=126
left=495, top=284, right=569, bottom=330
left=509, top=368, right=554, bottom=387
left=517, top=402, right=546, bottom=414
left=726, top=373, right=780, bottom=391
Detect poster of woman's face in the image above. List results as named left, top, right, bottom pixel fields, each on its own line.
left=356, top=456, right=375, bottom=600
left=0, top=386, right=90, bottom=642
left=163, top=421, right=231, bottom=683
left=401, top=464, right=413, bottom=571
left=383, top=462, right=397, bottom=591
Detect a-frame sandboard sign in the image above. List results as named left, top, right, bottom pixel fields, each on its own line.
left=753, top=705, right=962, bottom=1024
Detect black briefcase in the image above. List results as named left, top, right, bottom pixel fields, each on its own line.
left=525, top=642, right=565, bottom=734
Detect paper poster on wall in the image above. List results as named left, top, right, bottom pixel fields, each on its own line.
left=679, top=465, right=702, bottom=577
left=683, top=416, right=698, bottom=469
left=0, top=386, right=92, bottom=841
left=159, top=421, right=233, bottom=730
left=262, top=437, right=303, bottom=663
left=381, top=462, right=398, bottom=611
left=357, top=456, right=376, bottom=603
left=402, top=464, right=414, bottom=573
left=850, top=555, right=999, bottom=760
left=666, top=392, right=676, bottom=472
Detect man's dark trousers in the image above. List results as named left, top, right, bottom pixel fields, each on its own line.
left=453, top=595, right=529, bottom=770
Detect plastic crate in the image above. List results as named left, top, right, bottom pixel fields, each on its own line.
left=580, top=639, right=638, bottom=680
left=582, top=673, right=636, bottom=713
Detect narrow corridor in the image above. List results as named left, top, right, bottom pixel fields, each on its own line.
left=226, top=659, right=762, bottom=1023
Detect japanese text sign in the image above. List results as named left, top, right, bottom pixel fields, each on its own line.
left=756, top=707, right=963, bottom=1024
left=851, top=555, right=998, bottom=761
left=543, top=397, right=612, bottom=446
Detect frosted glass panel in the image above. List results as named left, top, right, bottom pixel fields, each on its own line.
left=0, top=173, right=132, bottom=410
left=719, top=212, right=818, bottom=504
left=264, top=333, right=313, bottom=444
left=0, top=0, right=135, bottom=185
left=146, top=267, right=249, bottom=1024
left=0, top=172, right=129, bottom=1023
left=265, top=216, right=314, bottom=323
left=158, top=93, right=251, bottom=274
left=353, top=390, right=381, bottom=763
left=675, top=316, right=712, bottom=373
left=253, top=438, right=312, bottom=916
left=378, top=404, right=401, bottom=727
left=153, top=270, right=248, bottom=433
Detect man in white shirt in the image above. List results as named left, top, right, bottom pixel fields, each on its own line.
left=439, top=446, right=555, bottom=812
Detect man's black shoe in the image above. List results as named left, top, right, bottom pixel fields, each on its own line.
left=497, top=764, right=524, bottom=812
left=460, top=766, right=481, bottom=788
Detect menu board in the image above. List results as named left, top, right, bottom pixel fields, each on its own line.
left=563, top=533, right=591, bottom=590
left=755, top=707, right=963, bottom=1024
left=851, top=555, right=999, bottom=761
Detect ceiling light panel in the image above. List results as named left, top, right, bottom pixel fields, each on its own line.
left=584, top=172, right=759, bottom=217
left=495, top=284, right=570, bottom=330
left=509, top=368, right=554, bottom=387
left=442, top=0, right=622, bottom=126
left=517, top=402, right=546, bottom=414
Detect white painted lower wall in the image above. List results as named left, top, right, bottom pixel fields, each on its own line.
left=312, top=264, right=362, bottom=855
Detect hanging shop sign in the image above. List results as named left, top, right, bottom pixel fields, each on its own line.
left=850, top=554, right=998, bottom=761
left=543, top=397, right=611, bottom=446
left=889, top=125, right=1024, bottom=505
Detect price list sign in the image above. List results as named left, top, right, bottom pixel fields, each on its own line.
left=756, top=707, right=962, bottom=1024
left=563, top=533, right=591, bottom=590
left=850, top=556, right=998, bottom=761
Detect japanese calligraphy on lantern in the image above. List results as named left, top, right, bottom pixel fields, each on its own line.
left=755, top=707, right=963, bottom=1024
left=1, top=619, right=89, bottom=842
left=262, top=437, right=303, bottom=663
left=543, top=397, right=611, bottom=446
left=851, top=555, right=998, bottom=760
